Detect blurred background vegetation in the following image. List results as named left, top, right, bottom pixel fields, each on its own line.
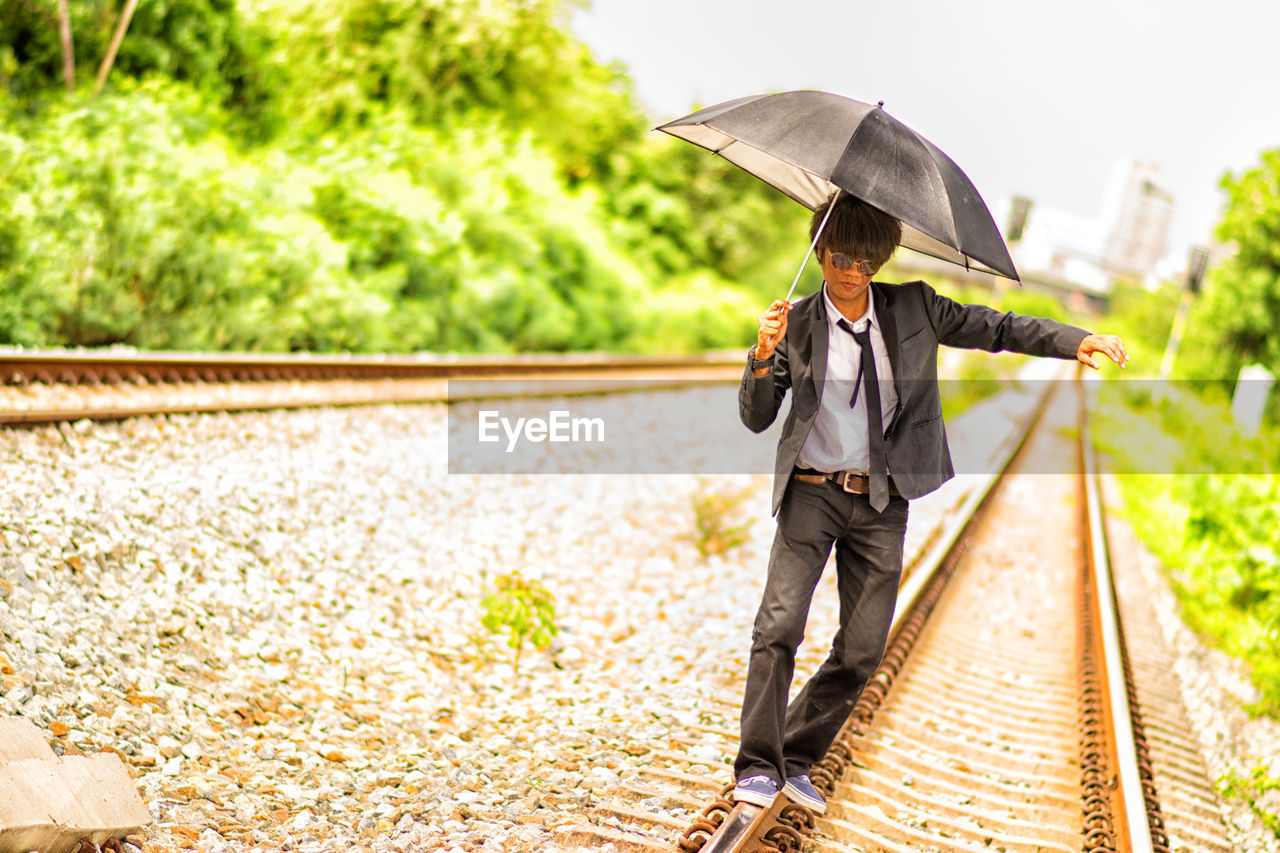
left=2, top=0, right=1278, bottom=374
left=2, top=0, right=1279, bottom=738
left=0, top=0, right=810, bottom=353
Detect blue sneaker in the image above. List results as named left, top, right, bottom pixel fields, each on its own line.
left=783, top=774, right=826, bottom=814
left=732, top=774, right=780, bottom=807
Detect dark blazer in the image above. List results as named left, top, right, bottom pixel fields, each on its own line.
left=740, top=280, right=1090, bottom=516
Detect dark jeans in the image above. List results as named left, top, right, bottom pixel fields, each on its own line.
left=734, top=476, right=909, bottom=784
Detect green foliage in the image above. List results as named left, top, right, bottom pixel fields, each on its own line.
left=0, top=80, right=659, bottom=352
left=479, top=570, right=558, bottom=671
left=1097, top=278, right=1180, bottom=375
left=239, top=0, right=643, bottom=180
left=1092, top=382, right=1280, bottom=715
left=627, top=272, right=758, bottom=354
left=0, top=0, right=816, bottom=354
left=689, top=478, right=753, bottom=558
left=0, top=0, right=269, bottom=116
left=597, top=136, right=804, bottom=295
left=997, top=288, right=1069, bottom=324
left=1198, top=149, right=1280, bottom=379
left=0, top=82, right=386, bottom=350
left=301, top=114, right=649, bottom=352
left=1220, top=762, right=1280, bottom=838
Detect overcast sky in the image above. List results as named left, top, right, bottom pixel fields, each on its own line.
left=571, top=0, right=1280, bottom=265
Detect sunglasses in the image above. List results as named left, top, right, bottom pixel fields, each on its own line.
left=827, top=252, right=880, bottom=276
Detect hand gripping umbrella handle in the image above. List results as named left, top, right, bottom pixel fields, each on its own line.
left=784, top=188, right=839, bottom=304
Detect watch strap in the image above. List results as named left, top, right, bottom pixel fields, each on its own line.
left=749, top=346, right=775, bottom=370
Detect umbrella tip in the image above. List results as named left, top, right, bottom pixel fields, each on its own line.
left=877, top=100, right=885, bottom=108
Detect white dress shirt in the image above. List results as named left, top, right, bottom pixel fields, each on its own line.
left=796, top=282, right=898, bottom=474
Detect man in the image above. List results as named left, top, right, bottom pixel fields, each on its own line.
left=732, top=195, right=1127, bottom=814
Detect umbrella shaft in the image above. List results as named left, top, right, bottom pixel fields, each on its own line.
left=785, top=189, right=838, bottom=303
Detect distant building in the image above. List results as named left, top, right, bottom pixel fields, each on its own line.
left=1100, top=161, right=1175, bottom=283
left=995, top=160, right=1177, bottom=295
left=1001, top=201, right=1110, bottom=293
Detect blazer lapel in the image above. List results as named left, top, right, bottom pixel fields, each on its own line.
left=873, top=283, right=905, bottom=433
left=808, top=292, right=829, bottom=397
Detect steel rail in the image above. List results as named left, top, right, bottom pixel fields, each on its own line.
left=0, top=349, right=746, bottom=384
left=0, top=349, right=747, bottom=426
left=1079, top=373, right=1160, bottom=853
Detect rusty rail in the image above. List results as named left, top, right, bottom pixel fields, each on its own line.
left=1078, top=375, right=1168, bottom=853
left=0, top=349, right=745, bottom=385
left=0, top=349, right=745, bottom=426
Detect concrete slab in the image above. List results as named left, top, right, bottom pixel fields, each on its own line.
left=0, top=717, right=56, bottom=764
left=0, top=718, right=152, bottom=853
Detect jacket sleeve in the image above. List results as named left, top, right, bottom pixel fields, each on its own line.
left=738, top=337, right=793, bottom=433
left=920, top=282, right=1090, bottom=359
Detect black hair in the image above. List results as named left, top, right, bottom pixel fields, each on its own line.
left=810, top=195, right=901, bottom=268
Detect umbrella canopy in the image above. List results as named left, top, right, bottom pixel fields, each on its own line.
left=656, top=90, right=1019, bottom=281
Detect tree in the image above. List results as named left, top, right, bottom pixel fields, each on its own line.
left=240, top=0, right=644, bottom=180
left=1204, top=149, right=1280, bottom=379
left=0, top=0, right=267, bottom=114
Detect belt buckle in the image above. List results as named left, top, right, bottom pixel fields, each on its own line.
left=839, top=471, right=866, bottom=494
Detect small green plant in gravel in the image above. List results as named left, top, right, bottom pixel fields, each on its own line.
left=479, top=571, right=558, bottom=671
left=690, top=478, right=753, bottom=558
left=1221, top=762, right=1280, bottom=838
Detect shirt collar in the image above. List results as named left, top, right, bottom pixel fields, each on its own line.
left=822, top=281, right=879, bottom=334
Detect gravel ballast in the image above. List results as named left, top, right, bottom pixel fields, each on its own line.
left=2, top=375, right=1275, bottom=852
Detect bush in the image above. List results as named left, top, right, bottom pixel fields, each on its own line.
left=0, top=82, right=658, bottom=353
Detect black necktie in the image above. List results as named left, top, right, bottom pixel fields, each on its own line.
left=838, top=320, right=890, bottom=512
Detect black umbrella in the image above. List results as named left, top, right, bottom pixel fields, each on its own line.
left=656, top=90, right=1019, bottom=291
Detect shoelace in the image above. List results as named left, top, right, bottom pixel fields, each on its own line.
left=739, top=774, right=775, bottom=787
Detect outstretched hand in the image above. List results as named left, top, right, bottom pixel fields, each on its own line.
left=1077, top=334, right=1128, bottom=370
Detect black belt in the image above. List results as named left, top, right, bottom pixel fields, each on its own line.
left=792, top=467, right=901, bottom=498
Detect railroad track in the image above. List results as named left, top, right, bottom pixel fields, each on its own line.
left=1, top=351, right=1236, bottom=851
left=553, top=372, right=1234, bottom=853
left=0, top=349, right=744, bottom=426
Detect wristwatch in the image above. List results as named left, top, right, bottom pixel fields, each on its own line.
left=748, top=346, right=775, bottom=370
